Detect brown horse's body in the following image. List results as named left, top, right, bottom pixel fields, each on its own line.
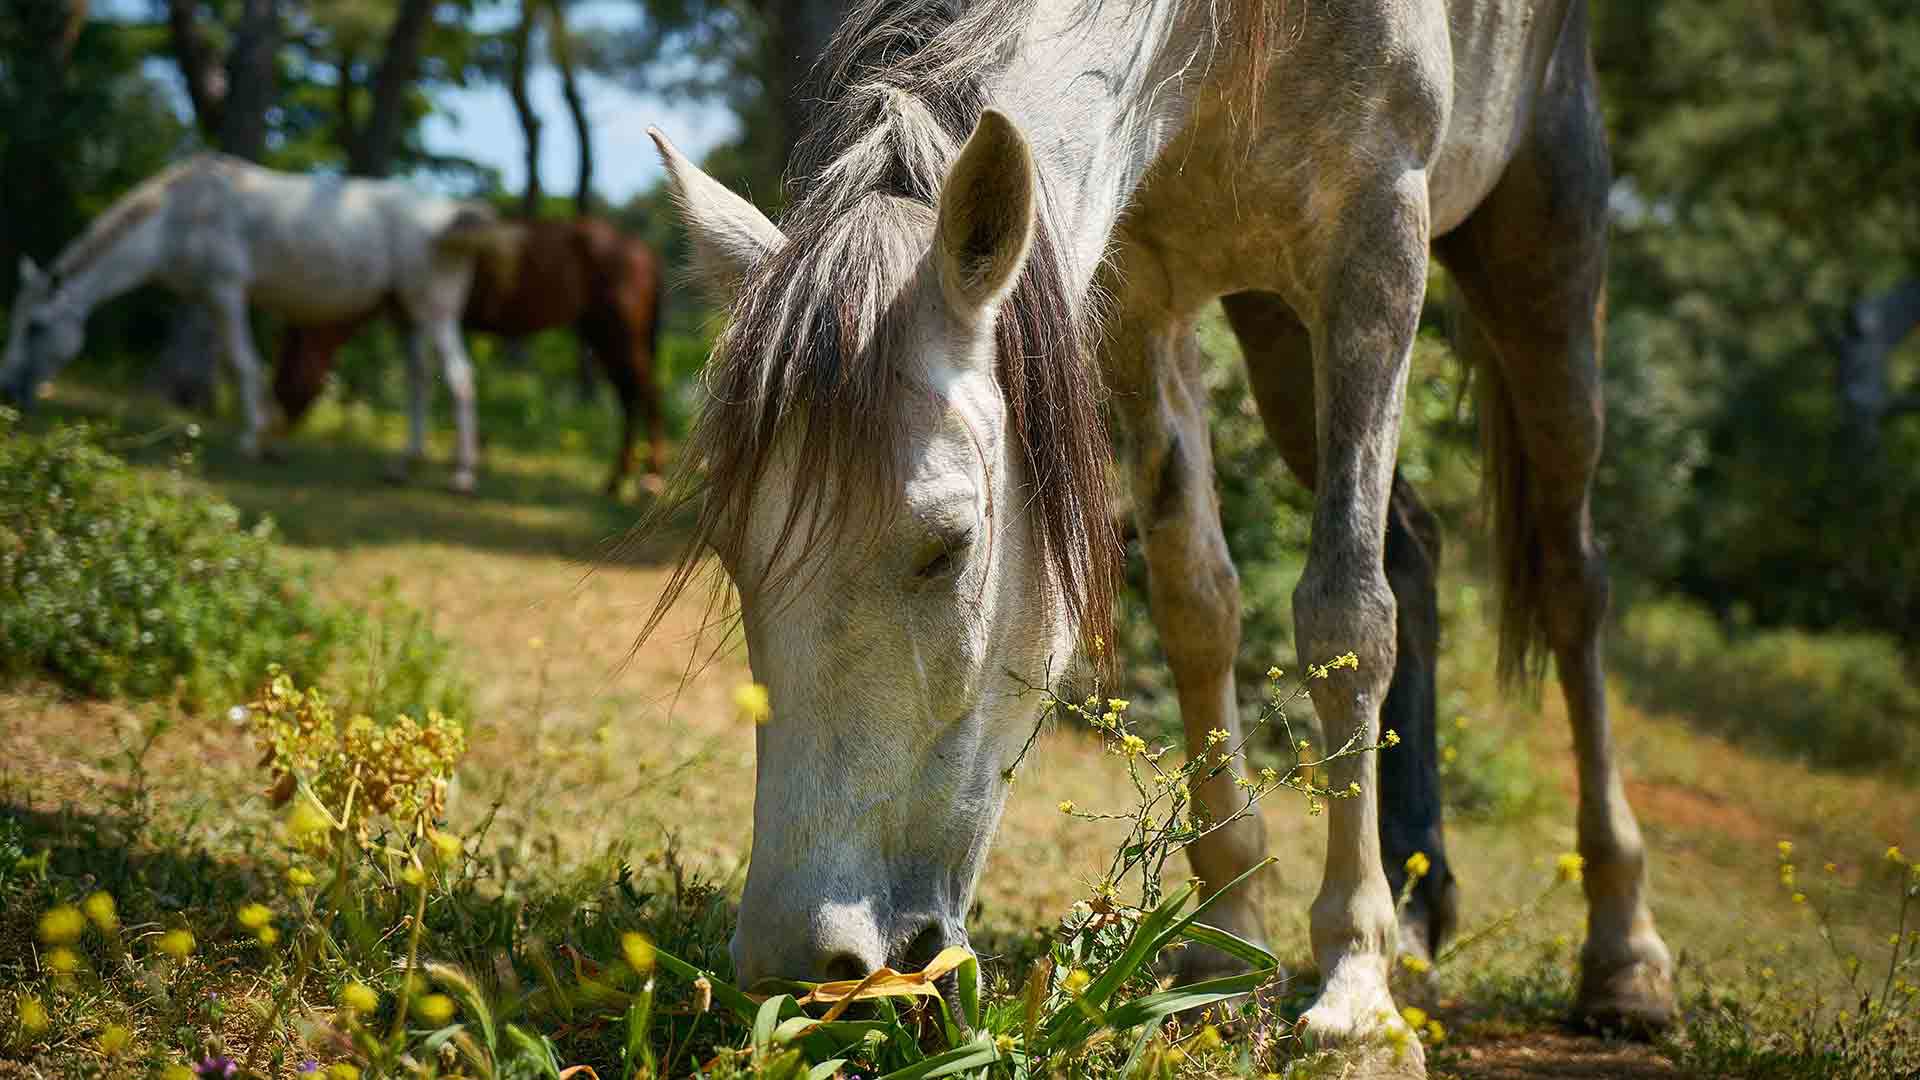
left=275, top=216, right=666, bottom=496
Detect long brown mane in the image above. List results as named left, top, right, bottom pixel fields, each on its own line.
left=646, top=0, right=1283, bottom=650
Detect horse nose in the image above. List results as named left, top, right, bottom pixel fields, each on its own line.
left=730, top=898, right=890, bottom=989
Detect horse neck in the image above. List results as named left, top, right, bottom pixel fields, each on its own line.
left=989, top=0, right=1212, bottom=294
left=52, top=210, right=166, bottom=322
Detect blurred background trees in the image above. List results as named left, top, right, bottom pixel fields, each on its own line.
left=0, top=0, right=1915, bottom=669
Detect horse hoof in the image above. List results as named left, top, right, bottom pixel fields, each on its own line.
left=449, top=470, right=478, bottom=495
left=1295, top=956, right=1427, bottom=1078
left=639, top=473, right=666, bottom=497
left=1572, top=954, right=1676, bottom=1037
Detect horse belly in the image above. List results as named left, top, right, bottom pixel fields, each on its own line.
left=1427, top=0, right=1569, bottom=234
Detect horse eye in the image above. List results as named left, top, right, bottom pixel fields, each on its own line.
left=913, top=531, right=972, bottom=581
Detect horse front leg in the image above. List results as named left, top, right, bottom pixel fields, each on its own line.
left=209, top=286, right=271, bottom=460
left=1293, top=171, right=1429, bottom=1076
left=1111, top=314, right=1275, bottom=981
left=428, top=319, right=480, bottom=493
left=390, top=328, right=431, bottom=484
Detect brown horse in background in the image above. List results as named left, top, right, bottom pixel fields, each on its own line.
left=275, top=216, right=666, bottom=496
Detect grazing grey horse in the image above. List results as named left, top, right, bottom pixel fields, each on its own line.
left=651, top=0, right=1673, bottom=1070
left=1, top=154, right=495, bottom=490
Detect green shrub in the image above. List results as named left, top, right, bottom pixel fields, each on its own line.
left=0, top=410, right=344, bottom=708
left=1613, top=599, right=1920, bottom=775
left=0, top=412, right=467, bottom=720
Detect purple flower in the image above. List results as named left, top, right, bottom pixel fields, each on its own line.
left=195, top=1056, right=239, bottom=1079
left=297, top=1061, right=321, bottom=1075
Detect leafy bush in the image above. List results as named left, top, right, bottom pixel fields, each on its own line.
left=0, top=411, right=467, bottom=720
left=1612, top=599, right=1920, bottom=775
left=0, top=410, right=343, bottom=708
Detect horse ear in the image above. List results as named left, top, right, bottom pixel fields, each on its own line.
left=936, top=109, right=1036, bottom=320
left=18, top=256, right=43, bottom=289
left=649, top=127, right=783, bottom=298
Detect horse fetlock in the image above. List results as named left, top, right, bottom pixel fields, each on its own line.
left=1298, top=950, right=1427, bottom=1078
left=448, top=467, right=478, bottom=495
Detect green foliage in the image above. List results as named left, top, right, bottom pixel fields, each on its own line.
left=0, top=411, right=343, bottom=708
left=1592, top=0, right=1920, bottom=646
left=1433, top=708, right=1547, bottom=824
left=0, top=413, right=468, bottom=720
left=1612, top=599, right=1920, bottom=776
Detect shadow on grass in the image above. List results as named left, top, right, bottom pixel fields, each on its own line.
left=20, top=383, right=692, bottom=568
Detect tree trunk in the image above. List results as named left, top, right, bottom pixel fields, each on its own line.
left=164, top=0, right=227, bottom=136
left=218, top=0, right=282, bottom=162
left=509, top=0, right=543, bottom=217
left=548, top=0, right=594, bottom=214
left=760, top=0, right=842, bottom=153
left=1829, top=279, right=1920, bottom=455
left=349, top=0, right=437, bottom=177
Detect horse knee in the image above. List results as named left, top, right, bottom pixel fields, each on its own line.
left=1293, top=561, right=1396, bottom=697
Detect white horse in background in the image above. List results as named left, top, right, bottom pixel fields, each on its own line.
left=1, top=154, right=497, bottom=491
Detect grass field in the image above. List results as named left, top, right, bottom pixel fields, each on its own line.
left=2, top=377, right=1916, bottom=1078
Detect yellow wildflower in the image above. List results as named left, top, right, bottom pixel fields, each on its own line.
left=996, top=1034, right=1016, bottom=1052
left=1792, top=892, right=1807, bottom=905
left=733, top=682, right=772, bottom=723
left=1120, top=733, right=1147, bottom=757
left=1102, top=711, right=1119, bottom=724
left=46, top=946, right=79, bottom=974
left=287, top=866, right=317, bottom=888
left=1266, top=666, right=1283, bottom=681
left=1058, top=800, right=1075, bottom=814
left=285, top=800, right=330, bottom=840
left=237, top=903, right=273, bottom=930
left=339, top=983, right=379, bottom=1013
left=621, top=931, right=656, bottom=974
left=1108, top=698, right=1130, bottom=712
left=163, top=1068, right=196, bottom=1080
left=37, top=905, right=84, bottom=945
left=1887, top=846, right=1907, bottom=865
left=1425, top=1019, right=1446, bottom=1043
left=82, top=892, right=117, bottom=933
left=1346, top=781, right=1362, bottom=797
left=1206, top=728, right=1229, bottom=746
left=528, top=636, right=545, bottom=651
left=414, top=993, right=456, bottom=1025
left=429, top=830, right=463, bottom=864
left=155, top=929, right=195, bottom=959
left=1405, top=851, right=1431, bottom=879
left=1063, top=968, right=1092, bottom=994
left=1555, top=852, right=1585, bottom=884
left=1823, top=862, right=1838, bottom=875
left=98, top=1024, right=129, bottom=1055
left=399, top=864, right=427, bottom=888
left=1164, top=1046, right=1186, bottom=1065
left=1777, top=840, right=1794, bottom=860
left=256, top=926, right=281, bottom=947
left=16, top=993, right=48, bottom=1034
left=1400, top=954, right=1431, bottom=975
left=1400, top=1006, right=1428, bottom=1030
left=1382, top=729, right=1400, bottom=747
left=328, top=1064, right=363, bottom=1080
left=1194, top=1025, right=1222, bottom=1051
left=1442, top=746, right=1459, bottom=764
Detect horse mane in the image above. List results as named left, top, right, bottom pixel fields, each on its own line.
left=643, top=0, right=1282, bottom=654
left=51, top=156, right=213, bottom=281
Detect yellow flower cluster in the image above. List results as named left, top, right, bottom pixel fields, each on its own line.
left=249, top=671, right=467, bottom=828
left=1555, top=852, right=1585, bottom=884
left=733, top=682, right=771, bottom=723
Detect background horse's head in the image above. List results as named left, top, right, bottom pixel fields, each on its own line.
left=2, top=257, right=84, bottom=408
left=657, top=111, right=1105, bottom=986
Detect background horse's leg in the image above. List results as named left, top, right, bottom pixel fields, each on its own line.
left=393, top=326, right=430, bottom=481
left=208, top=286, right=269, bottom=458
left=1222, top=291, right=1459, bottom=964
left=1433, top=19, right=1673, bottom=1031
left=1291, top=171, right=1429, bottom=1071
left=585, top=321, right=637, bottom=498
left=1109, top=313, right=1275, bottom=980
left=429, top=319, right=480, bottom=493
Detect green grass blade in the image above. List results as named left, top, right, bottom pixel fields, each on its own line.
left=874, top=1033, right=1000, bottom=1080
left=1176, top=921, right=1279, bottom=969
left=651, top=947, right=761, bottom=1023
left=755, top=994, right=791, bottom=1058
left=1098, top=969, right=1272, bottom=1030
left=807, top=1059, right=849, bottom=1080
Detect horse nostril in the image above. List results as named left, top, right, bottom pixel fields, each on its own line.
left=822, top=952, right=870, bottom=983
left=898, top=922, right=948, bottom=973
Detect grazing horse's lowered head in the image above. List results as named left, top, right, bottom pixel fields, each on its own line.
left=3, top=258, right=84, bottom=408
left=653, top=106, right=1112, bottom=986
